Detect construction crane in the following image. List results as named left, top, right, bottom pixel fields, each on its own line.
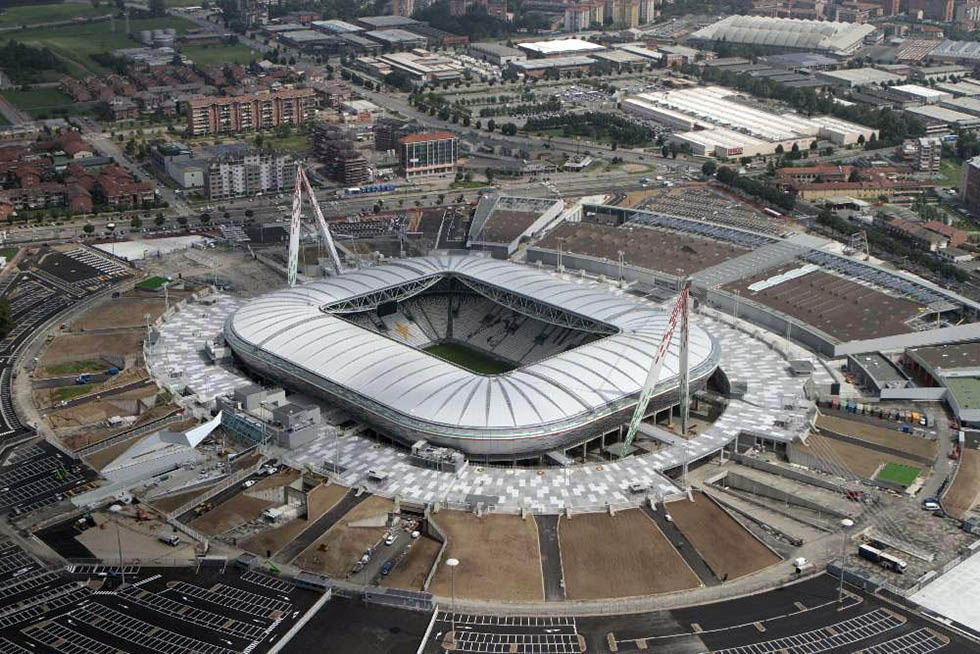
left=621, top=282, right=690, bottom=455
left=287, top=165, right=343, bottom=287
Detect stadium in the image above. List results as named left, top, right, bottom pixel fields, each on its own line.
left=224, top=255, right=720, bottom=459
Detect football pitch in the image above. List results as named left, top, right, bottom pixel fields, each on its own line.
left=423, top=342, right=515, bottom=374
left=876, top=463, right=921, bottom=487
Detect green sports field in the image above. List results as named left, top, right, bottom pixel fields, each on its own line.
left=0, top=88, right=78, bottom=118
left=876, top=463, right=921, bottom=487
left=423, top=342, right=515, bottom=374
left=0, top=3, right=110, bottom=29
left=136, top=275, right=169, bottom=290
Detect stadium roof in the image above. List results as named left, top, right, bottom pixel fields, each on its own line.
left=225, top=256, right=717, bottom=436
left=690, top=15, right=875, bottom=54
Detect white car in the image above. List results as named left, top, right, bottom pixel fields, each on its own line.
left=243, top=480, right=257, bottom=489
left=384, top=533, right=397, bottom=546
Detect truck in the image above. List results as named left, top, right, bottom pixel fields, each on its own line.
left=76, top=373, right=91, bottom=384
left=858, top=544, right=907, bottom=573
left=158, top=534, right=180, bottom=547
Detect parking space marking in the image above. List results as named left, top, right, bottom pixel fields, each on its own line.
left=118, top=586, right=268, bottom=640
left=711, top=609, right=905, bottom=654
left=22, top=621, right=118, bottom=654
left=0, top=584, right=90, bottom=629
left=70, top=603, right=240, bottom=654
left=0, top=571, right=59, bottom=600
left=0, top=637, right=31, bottom=654
left=855, top=628, right=948, bottom=654
left=438, top=612, right=575, bottom=627
left=241, top=570, right=294, bottom=594
left=453, top=630, right=583, bottom=653
left=170, top=582, right=292, bottom=619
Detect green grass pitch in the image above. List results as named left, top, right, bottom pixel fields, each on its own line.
left=876, top=463, right=921, bottom=487
left=422, top=342, right=515, bottom=375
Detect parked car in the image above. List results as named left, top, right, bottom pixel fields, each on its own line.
left=381, top=561, right=393, bottom=576
left=384, top=533, right=397, bottom=546
left=243, top=479, right=257, bottom=489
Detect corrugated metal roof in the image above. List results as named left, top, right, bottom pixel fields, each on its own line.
left=226, top=256, right=717, bottom=434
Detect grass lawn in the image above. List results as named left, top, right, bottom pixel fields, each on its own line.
left=261, top=132, right=311, bottom=153
left=45, top=360, right=104, bottom=376
left=0, top=3, right=110, bottom=28
left=12, top=16, right=195, bottom=76
left=179, top=43, right=257, bottom=66
left=0, top=114, right=7, bottom=126
left=876, top=462, right=921, bottom=487
left=423, top=342, right=515, bottom=374
left=450, top=180, right=487, bottom=189
left=136, top=275, right=169, bottom=290
left=51, top=384, right=93, bottom=403
left=0, top=88, right=79, bottom=118
left=0, top=248, right=17, bottom=260
left=939, top=160, right=963, bottom=188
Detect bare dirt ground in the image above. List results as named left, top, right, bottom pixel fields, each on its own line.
left=944, top=449, right=980, bottom=519
left=383, top=536, right=441, bottom=591
left=189, top=495, right=274, bottom=536
left=77, top=508, right=198, bottom=563
left=622, top=190, right=662, bottom=207
left=83, top=434, right=148, bottom=470
left=39, top=332, right=143, bottom=367
left=150, top=485, right=217, bottom=514
left=803, top=434, right=925, bottom=479
left=293, top=496, right=394, bottom=578
left=559, top=509, right=699, bottom=600
left=250, top=468, right=301, bottom=492
left=72, top=299, right=168, bottom=331
left=428, top=512, right=543, bottom=602
left=666, top=494, right=780, bottom=581
left=816, top=415, right=936, bottom=460
left=139, top=249, right=285, bottom=297
left=241, top=484, right=349, bottom=558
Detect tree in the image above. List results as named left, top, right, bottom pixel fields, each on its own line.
left=82, top=223, right=94, bottom=235
left=200, top=213, right=212, bottom=225
left=775, top=144, right=784, bottom=154
left=810, top=140, right=818, bottom=150
left=130, top=216, right=141, bottom=229
left=148, top=0, right=167, bottom=17
left=244, top=209, right=254, bottom=218
left=500, top=122, right=518, bottom=136
left=791, top=143, right=800, bottom=154
left=0, top=299, right=12, bottom=340
left=661, top=145, right=669, bottom=158
left=486, top=119, right=496, bottom=132
left=177, top=216, right=188, bottom=227
left=848, top=168, right=863, bottom=183
left=701, top=160, right=717, bottom=177
left=857, top=134, right=866, bottom=145
left=222, top=212, right=230, bottom=221
left=154, top=214, right=165, bottom=227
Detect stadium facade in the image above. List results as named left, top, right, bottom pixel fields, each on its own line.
left=224, top=256, right=721, bottom=459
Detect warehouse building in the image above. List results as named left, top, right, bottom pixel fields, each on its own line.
left=516, top=38, right=606, bottom=58
left=468, top=42, right=526, bottom=66
left=889, top=84, right=951, bottom=104
left=365, top=28, right=427, bottom=48
left=622, top=85, right=873, bottom=157
left=939, top=96, right=980, bottom=117
left=689, top=15, right=876, bottom=55
left=311, top=19, right=364, bottom=33
left=815, top=67, right=906, bottom=88
left=935, top=79, right=980, bottom=96
left=510, top=56, right=595, bottom=77
left=906, top=104, right=980, bottom=131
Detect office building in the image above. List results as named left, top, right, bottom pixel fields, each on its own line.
left=961, top=154, right=980, bottom=213
left=398, top=131, right=458, bottom=179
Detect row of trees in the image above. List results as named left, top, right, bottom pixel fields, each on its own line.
left=716, top=165, right=796, bottom=211
left=478, top=98, right=560, bottom=118
left=525, top=112, right=655, bottom=147
left=0, top=39, right=65, bottom=85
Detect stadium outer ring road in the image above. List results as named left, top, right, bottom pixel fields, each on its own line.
left=224, top=256, right=720, bottom=459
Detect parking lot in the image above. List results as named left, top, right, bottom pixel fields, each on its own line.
left=0, top=441, right=97, bottom=518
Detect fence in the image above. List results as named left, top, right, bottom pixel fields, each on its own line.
left=166, top=457, right=267, bottom=520
left=77, top=410, right=183, bottom=459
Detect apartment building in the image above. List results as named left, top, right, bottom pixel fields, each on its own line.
left=205, top=149, right=297, bottom=200
left=184, top=88, right=316, bottom=136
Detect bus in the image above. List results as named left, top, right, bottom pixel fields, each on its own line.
left=858, top=544, right=907, bottom=573
left=763, top=208, right=783, bottom=219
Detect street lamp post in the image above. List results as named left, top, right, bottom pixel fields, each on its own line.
left=838, top=518, right=854, bottom=608
left=108, top=504, right=126, bottom=587
left=446, top=557, right=459, bottom=648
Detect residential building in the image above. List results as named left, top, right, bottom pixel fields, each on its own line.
left=638, top=0, right=656, bottom=23
left=835, top=1, right=880, bottom=22
left=374, top=117, right=421, bottom=151
left=900, top=137, right=942, bottom=172
left=183, top=88, right=316, bottom=136
left=397, top=131, right=458, bottom=179
left=924, top=220, right=968, bottom=247
left=908, top=0, right=953, bottom=21
left=611, top=0, right=640, bottom=27
left=393, top=0, right=415, bottom=16
left=205, top=149, right=297, bottom=201
left=962, top=154, right=980, bottom=213
left=875, top=0, right=899, bottom=15
left=311, top=123, right=371, bottom=186
left=96, top=165, right=156, bottom=208
left=564, top=5, right=591, bottom=31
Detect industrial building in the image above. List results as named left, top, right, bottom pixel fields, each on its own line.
left=516, top=38, right=606, bottom=58
left=939, top=95, right=980, bottom=117
left=311, top=19, right=364, bottom=34
left=365, top=29, right=427, bottom=48
left=397, top=131, right=458, bottom=179
left=622, top=86, right=873, bottom=157
left=379, top=50, right=466, bottom=83
left=467, top=42, right=527, bottom=66
left=815, top=67, right=906, bottom=88
left=889, top=84, right=951, bottom=104
left=509, top=56, right=596, bottom=77
left=906, top=104, right=980, bottom=131
left=689, top=15, right=876, bottom=55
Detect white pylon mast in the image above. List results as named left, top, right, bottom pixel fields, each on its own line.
left=621, top=283, right=690, bottom=454
left=299, top=167, right=343, bottom=275
left=287, top=165, right=343, bottom=287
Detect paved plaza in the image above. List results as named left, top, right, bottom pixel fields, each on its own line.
left=147, top=278, right=831, bottom=514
